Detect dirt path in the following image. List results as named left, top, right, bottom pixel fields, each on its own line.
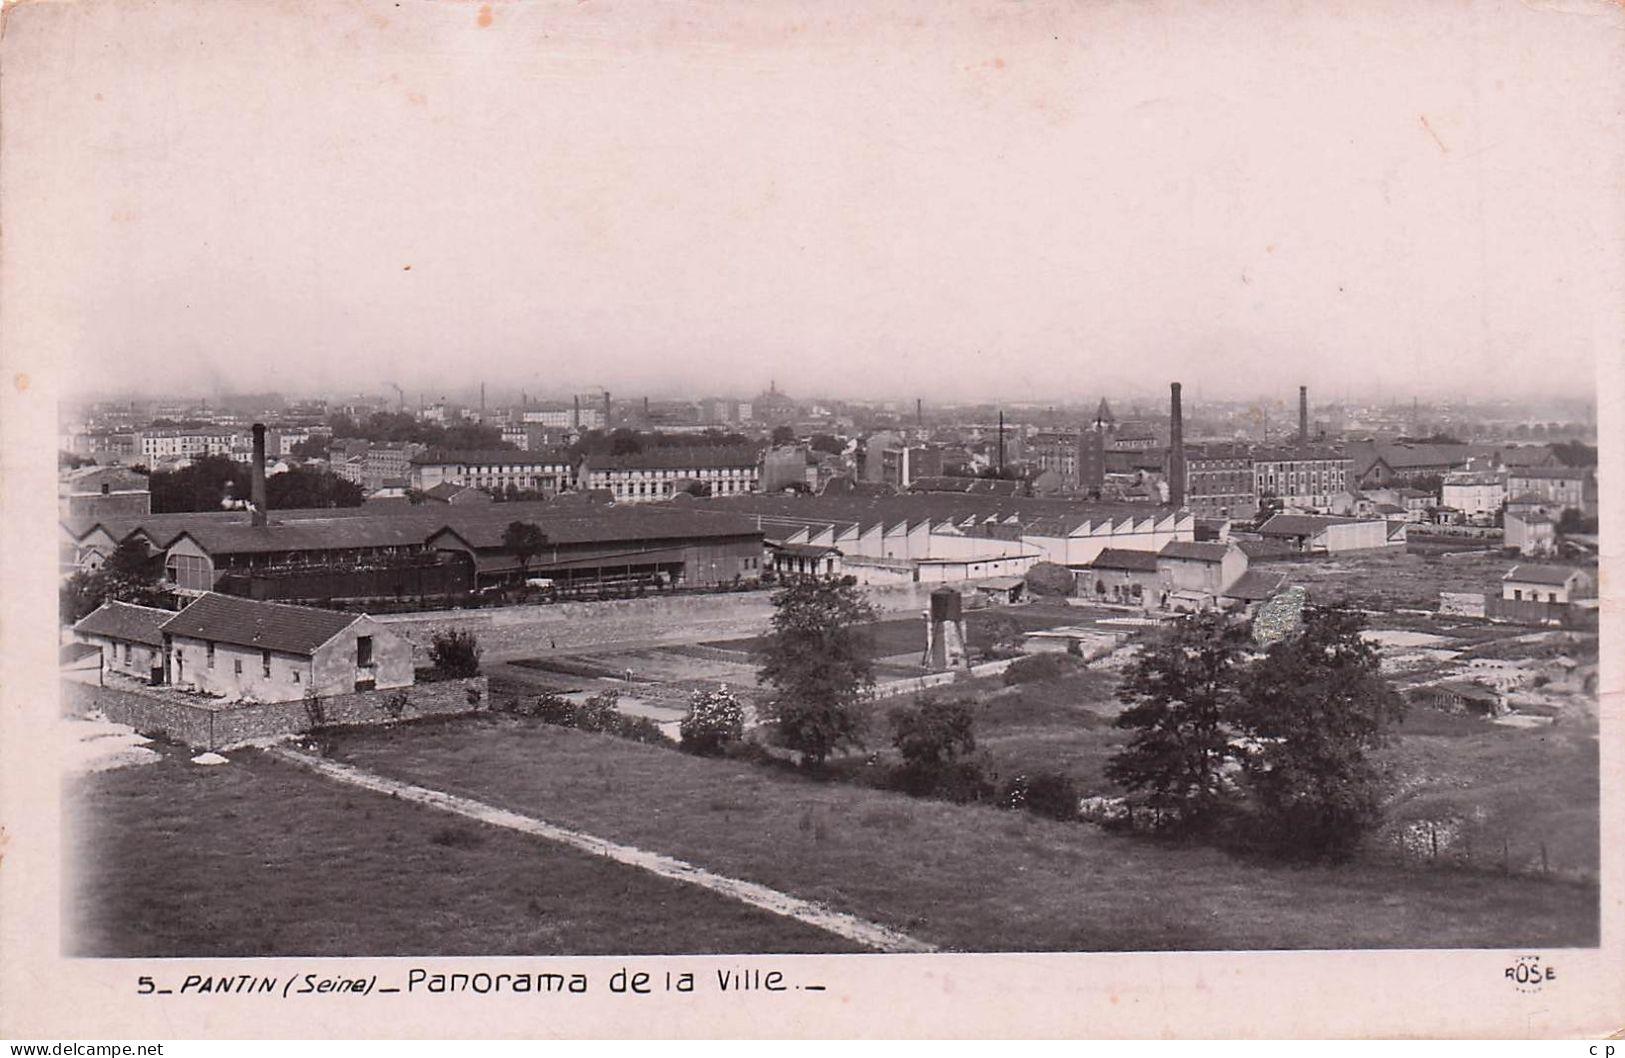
left=268, top=747, right=937, bottom=955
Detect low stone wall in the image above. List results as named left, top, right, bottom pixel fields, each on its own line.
left=61, top=677, right=488, bottom=751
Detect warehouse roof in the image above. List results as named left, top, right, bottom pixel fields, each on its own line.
left=160, top=593, right=360, bottom=655
left=1256, top=513, right=1363, bottom=537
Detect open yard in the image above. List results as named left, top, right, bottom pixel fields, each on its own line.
left=66, top=743, right=858, bottom=957
left=1261, top=548, right=1550, bottom=611
left=308, top=714, right=1596, bottom=952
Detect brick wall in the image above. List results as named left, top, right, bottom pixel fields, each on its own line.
left=61, top=676, right=488, bottom=751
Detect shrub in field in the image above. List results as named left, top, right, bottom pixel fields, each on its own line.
left=889, top=695, right=977, bottom=769
left=680, top=687, right=746, bottom=755
left=531, top=693, right=576, bottom=725
left=611, top=715, right=671, bottom=745
left=1024, top=561, right=1076, bottom=597
left=429, top=628, right=483, bottom=678
left=998, top=771, right=1080, bottom=821
left=573, top=690, right=621, bottom=733
left=1002, top=652, right=1084, bottom=685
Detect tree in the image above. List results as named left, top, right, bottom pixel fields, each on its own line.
left=757, top=576, right=878, bottom=766
left=770, top=425, right=796, bottom=446
left=265, top=466, right=364, bottom=509
left=970, top=615, right=1022, bottom=659
left=679, top=686, right=746, bottom=755
left=289, top=436, right=331, bottom=460
left=1105, top=611, right=1250, bottom=832
left=889, top=694, right=977, bottom=769
left=608, top=428, right=644, bottom=456
left=147, top=454, right=246, bottom=513
left=809, top=433, right=844, bottom=456
left=501, top=521, right=549, bottom=579
left=429, top=628, right=482, bottom=678
left=1232, top=607, right=1406, bottom=862
left=1023, top=561, right=1075, bottom=597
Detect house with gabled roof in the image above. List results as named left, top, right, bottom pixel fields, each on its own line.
left=159, top=592, right=413, bottom=703
left=73, top=600, right=172, bottom=683
left=1501, top=565, right=1591, bottom=605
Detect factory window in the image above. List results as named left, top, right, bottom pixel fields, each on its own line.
left=292, top=670, right=301, bottom=684
left=234, top=659, right=243, bottom=676
left=356, top=636, right=373, bottom=667
left=206, top=642, right=215, bottom=669
left=261, top=649, right=272, bottom=678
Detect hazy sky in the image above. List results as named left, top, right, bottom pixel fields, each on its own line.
left=4, top=0, right=1622, bottom=404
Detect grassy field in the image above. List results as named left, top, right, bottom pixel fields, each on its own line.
left=66, top=745, right=859, bottom=958
left=317, top=715, right=1598, bottom=952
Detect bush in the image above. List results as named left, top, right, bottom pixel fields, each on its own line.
left=519, top=690, right=672, bottom=745
left=680, top=687, right=746, bottom=755
left=889, top=695, right=977, bottom=769
left=574, top=690, right=621, bottom=733
left=429, top=628, right=483, bottom=678
left=998, top=771, right=1080, bottom=821
left=1002, top=652, right=1084, bottom=685
left=890, top=758, right=995, bottom=804
left=1024, top=561, right=1076, bottom=597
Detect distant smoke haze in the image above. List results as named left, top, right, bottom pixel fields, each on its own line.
left=6, top=0, right=1619, bottom=406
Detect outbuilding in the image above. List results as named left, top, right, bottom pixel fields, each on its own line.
left=159, top=592, right=413, bottom=703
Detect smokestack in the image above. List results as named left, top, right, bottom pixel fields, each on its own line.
left=916, top=398, right=923, bottom=428
left=997, top=410, right=1006, bottom=473
left=1168, top=383, right=1185, bottom=509
left=250, top=423, right=268, bottom=527
left=603, top=391, right=612, bottom=428
left=1299, top=385, right=1309, bottom=445
left=572, top=394, right=581, bottom=429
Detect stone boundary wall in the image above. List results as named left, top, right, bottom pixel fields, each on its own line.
left=871, top=657, right=1018, bottom=700
left=61, top=677, right=488, bottom=751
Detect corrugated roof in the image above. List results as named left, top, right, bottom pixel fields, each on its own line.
left=412, top=448, right=571, bottom=466
left=160, top=593, right=359, bottom=655
left=73, top=600, right=173, bottom=647
left=586, top=446, right=759, bottom=471
left=1503, top=565, right=1582, bottom=586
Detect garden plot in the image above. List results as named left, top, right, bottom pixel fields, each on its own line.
left=1360, top=629, right=1461, bottom=676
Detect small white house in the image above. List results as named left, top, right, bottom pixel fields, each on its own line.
left=1501, top=565, right=1590, bottom=605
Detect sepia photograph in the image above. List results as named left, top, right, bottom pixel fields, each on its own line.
left=1, top=0, right=1620, bottom=1039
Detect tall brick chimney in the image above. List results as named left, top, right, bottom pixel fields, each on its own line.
left=250, top=423, right=269, bottom=527
left=603, top=390, right=612, bottom=428
left=1168, top=382, right=1185, bottom=508
left=572, top=394, right=581, bottom=429
left=1299, top=385, right=1309, bottom=445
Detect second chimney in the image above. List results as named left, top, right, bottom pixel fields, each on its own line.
left=1168, top=382, right=1185, bottom=509
left=250, top=423, right=269, bottom=527
left=1299, top=385, right=1309, bottom=445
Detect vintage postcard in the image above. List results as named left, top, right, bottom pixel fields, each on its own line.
left=1, top=0, right=1620, bottom=1039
